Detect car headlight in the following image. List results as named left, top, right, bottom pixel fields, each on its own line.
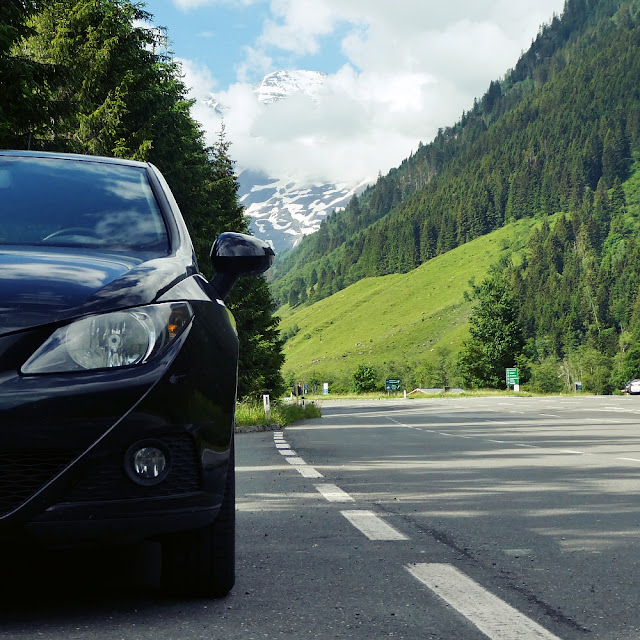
left=22, top=302, right=193, bottom=374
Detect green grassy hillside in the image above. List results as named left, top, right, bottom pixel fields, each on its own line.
left=278, top=217, right=538, bottom=390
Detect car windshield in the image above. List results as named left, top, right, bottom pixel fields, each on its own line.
left=0, top=156, right=169, bottom=253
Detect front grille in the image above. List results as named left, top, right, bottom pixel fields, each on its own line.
left=0, top=450, right=81, bottom=516
left=66, top=433, right=202, bottom=503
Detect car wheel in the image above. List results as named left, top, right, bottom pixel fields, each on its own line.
left=161, top=439, right=235, bottom=598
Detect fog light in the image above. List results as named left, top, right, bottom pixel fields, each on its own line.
left=125, top=441, right=170, bottom=486
left=134, top=447, right=166, bottom=478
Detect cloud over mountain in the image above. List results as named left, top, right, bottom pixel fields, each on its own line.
left=179, top=0, right=565, bottom=187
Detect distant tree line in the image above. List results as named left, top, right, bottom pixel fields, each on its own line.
left=0, top=0, right=284, bottom=398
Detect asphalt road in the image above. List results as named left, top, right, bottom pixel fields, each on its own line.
left=3, top=396, right=640, bottom=639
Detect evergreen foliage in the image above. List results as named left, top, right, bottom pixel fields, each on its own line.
left=1, top=0, right=284, bottom=399
left=458, top=272, right=524, bottom=388
left=0, top=0, right=51, bottom=148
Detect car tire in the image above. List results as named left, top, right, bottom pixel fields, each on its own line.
left=161, top=438, right=235, bottom=598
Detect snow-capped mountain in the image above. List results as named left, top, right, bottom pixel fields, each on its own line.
left=204, top=70, right=370, bottom=253
left=239, top=170, right=369, bottom=250
left=253, top=70, right=327, bottom=104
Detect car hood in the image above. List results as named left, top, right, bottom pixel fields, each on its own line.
left=0, top=247, right=191, bottom=335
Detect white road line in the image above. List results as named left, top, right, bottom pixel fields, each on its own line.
left=275, top=443, right=290, bottom=449
left=315, top=484, right=355, bottom=502
left=297, top=467, right=324, bottom=478
left=560, top=450, right=584, bottom=455
left=513, top=444, right=536, bottom=448
left=540, top=414, right=559, bottom=417
left=387, top=417, right=411, bottom=427
left=407, top=563, right=562, bottom=640
left=340, top=510, right=409, bottom=540
left=617, top=457, right=640, bottom=463
left=286, top=457, right=307, bottom=466
left=488, top=439, right=505, bottom=443
left=279, top=449, right=296, bottom=456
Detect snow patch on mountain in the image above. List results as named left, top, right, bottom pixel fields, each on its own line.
left=254, top=70, right=327, bottom=104
left=239, top=171, right=370, bottom=251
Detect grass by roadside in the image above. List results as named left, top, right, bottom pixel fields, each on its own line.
left=301, top=389, right=536, bottom=400
left=236, top=399, right=322, bottom=429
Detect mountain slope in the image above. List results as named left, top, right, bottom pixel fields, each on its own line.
left=278, top=218, right=537, bottom=389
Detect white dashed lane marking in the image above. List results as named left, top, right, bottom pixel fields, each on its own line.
left=340, top=510, right=409, bottom=540
left=297, top=466, right=324, bottom=478
left=273, top=432, right=323, bottom=477
left=315, top=484, right=354, bottom=502
left=273, top=427, right=569, bottom=638
left=407, top=563, right=562, bottom=640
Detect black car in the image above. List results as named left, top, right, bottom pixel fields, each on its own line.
left=0, top=150, right=274, bottom=597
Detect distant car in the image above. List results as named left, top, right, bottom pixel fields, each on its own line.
left=627, top=379, right=640, bottom=395
left=0, top=150, right=274, bottom=597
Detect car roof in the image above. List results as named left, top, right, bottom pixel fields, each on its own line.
left=0, top=150, right=150, bottom=169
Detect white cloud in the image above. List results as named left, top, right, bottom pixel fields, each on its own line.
left=177, top=57, right=220, bottom=97
left=259, top=0, right=342, bottom=55
left=177, top=0, right=566, bottom=186
left=235, top=46, right=274, bottom=83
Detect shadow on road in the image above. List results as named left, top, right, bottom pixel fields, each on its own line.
left=1, top=542, right=166, bottom=618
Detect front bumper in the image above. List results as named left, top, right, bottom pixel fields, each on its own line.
left=0, top=300, right=238, bottom=543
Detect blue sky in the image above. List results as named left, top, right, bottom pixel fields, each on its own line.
left=142, top=1, right=350, bottom=88
left=141, top=0, right=567, bottom=186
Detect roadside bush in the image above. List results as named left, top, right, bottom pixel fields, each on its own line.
left=351, top=364, right=379, bottom=393
left=528, top=357, right=563, bottom=393
left=584, top=365, right=613, bottom=395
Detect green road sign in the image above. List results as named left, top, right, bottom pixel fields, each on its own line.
left=386, top=378, right=401, bottom=391
left=506, top=368, right=519, bottom=385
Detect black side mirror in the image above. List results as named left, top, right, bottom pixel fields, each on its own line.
left=209, top=232, right=275, bottom=299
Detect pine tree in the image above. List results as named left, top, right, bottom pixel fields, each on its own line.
left=205, top=130, right=285, bottom=399
left=0, top=0, right=51, bottom=147
left=458, top=272, right=524, bottom=388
